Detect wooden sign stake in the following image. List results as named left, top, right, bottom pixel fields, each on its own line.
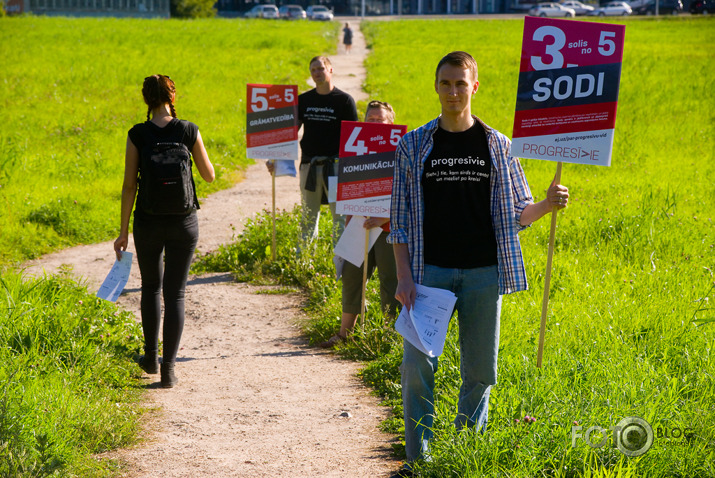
left=271, top=168, right=277, bottom=262
left=360, top=228, right=369, bottom=325
left=537, top=161, right=562, bottom=368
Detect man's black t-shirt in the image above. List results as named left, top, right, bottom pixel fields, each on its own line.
left=298, top=87, right=357, bottom=163
left=422, top=121, right=498, bottom=269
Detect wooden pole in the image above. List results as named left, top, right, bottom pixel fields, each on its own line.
left=359, top=228, right=369, bottom=325
left=271, top=168, right=277, bottom=262
left=536, top=161, right=562, bottom=368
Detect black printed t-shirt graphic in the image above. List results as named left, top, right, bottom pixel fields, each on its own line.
left=298, top=87, right=357, bottom=164
left=422, top=121, right=498, bottom=269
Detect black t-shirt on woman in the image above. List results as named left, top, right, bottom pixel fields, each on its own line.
left=128, top=118, right=199, bottom=217
left=421, top=121, right=498, bottom=269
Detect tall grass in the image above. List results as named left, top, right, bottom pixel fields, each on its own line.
left=0, top=16, right=338, bottom=266
left=199, top=17, right=715, bottom=476
left=0, top=271, right=144, bottom=477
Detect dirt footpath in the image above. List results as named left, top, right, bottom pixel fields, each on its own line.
left=24, top=26, right=400, bottom=477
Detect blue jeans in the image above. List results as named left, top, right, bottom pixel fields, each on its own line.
left=401, top=264, right=502, bottom=463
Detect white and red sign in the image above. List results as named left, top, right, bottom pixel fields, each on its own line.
left=511, top=17, right=625, bottom=167
left=246, top=84, right=299, bottom=160
left=336, top=121, right=407, bottom=218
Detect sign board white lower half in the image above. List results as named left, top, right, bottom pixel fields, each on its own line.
left=512, top=129, right=614, bottom=167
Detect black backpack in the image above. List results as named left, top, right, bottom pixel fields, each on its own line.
left=138, top=141, right=199, bottom=215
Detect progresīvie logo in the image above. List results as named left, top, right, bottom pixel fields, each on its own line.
left=572, top=417, right=654, bottom=457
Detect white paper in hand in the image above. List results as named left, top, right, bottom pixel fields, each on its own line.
left=333, top=216, right=382, bottom=267
left=274, top=160, right=297, bottom=177
left=395, top=283, right=457, bottom=357
left=97, top=252, right=133, bottom=302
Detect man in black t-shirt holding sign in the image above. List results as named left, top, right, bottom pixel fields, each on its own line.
left=387, top=51, right=569, bottom=477
left=267, top=56, right=357, bottom=244
left=271, top=56, right=357, bottom=245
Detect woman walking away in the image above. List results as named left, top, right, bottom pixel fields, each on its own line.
left=343, top=23, right=353, bottom=54
left=114, top=74, right=215, bottom=388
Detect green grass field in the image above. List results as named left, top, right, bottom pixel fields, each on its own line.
left=0, top=16, right=338, bottom=266
left=199, top=16, right=715, bottom=477
left=0, top=16, right=339, bottom=476
left=2, top=14, right=714, bottom=478
left=361, top=17, right=715, bottom=477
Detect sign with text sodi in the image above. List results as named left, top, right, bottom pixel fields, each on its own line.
left=336, top=121, right=407, bottom=218
left=512, top=17, right=625, bottom=166
left=246, top=84, right=299, bottom=160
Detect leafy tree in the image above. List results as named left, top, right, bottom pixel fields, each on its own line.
left=171, top=0, right=216, bottom=18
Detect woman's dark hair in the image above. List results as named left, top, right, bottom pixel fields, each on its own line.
left=142, top=74, right=177, bottom=121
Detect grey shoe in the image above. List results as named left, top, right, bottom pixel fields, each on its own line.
left=160, top=362, right=178, bottom=388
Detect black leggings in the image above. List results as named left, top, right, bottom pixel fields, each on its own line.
left=133, top=211, right=198, bottom=363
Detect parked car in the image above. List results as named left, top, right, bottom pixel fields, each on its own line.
left=244, top=4, right=279, bottom=18
left=631, top=0, right=682, bottom=13
left=306, top=5, right=334, bottom=20
left=588, top=1, right=632, bottom=14
left=646, top=0, right=682, bottom=13
left=278, top=4, right=306, bottom=19
left=560, top=0, right=595, bottom=14
left=529, top=2, right=577, bottom=16
left=689, top=0, right=710, bottom=12
left=627, top=0, right=649, bottom=9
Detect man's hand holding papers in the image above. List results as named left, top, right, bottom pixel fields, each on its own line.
left=395, top=283, right=457, bottom=357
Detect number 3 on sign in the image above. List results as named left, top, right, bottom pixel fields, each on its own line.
left=344, top=126, right=369, bottom=156
left=530, top=25, right=619, bottom=71
left=530, top=26, right=566, bottom=71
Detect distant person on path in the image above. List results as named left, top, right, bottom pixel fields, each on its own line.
left=268, top=56, right=358, bottom=245
left=114, top=74, right=215, bottom=389
left=343, top=23, right=353, bottom=54
left=320, top=101, right=401, bottom=348
left=387, top=51, right=569, bottom=477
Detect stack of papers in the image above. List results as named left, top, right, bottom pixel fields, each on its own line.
left=97, top=252, right=133, bottom=302
left=395, top=283, right=457, bottom=357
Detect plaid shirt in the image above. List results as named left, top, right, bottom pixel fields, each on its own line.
left=387, top=116, right=534, bottom=295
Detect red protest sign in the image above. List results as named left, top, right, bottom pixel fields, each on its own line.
left=339, top=121, right=406, bottom=157
left=246, top=84, right=299, bottom=160
left=336, top=121, right=407, bottom=218
left=512, top=17, right=625, bottom=166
